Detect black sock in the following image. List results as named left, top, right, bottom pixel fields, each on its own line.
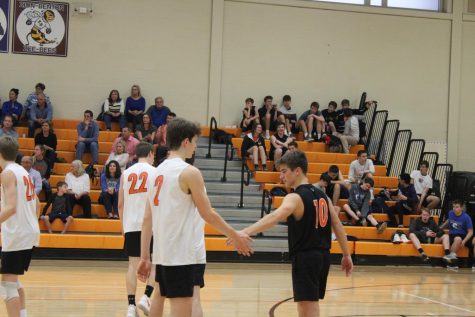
left=417, top=248, right=424, bottom=254
left=128, top=295, right=136, bottom=306
left=254, top=164, right=259, bottom=170
left=262, top=164, right=267, bottom=169
left=444, top=249, right=450, bottom=255
left=144, top=285, right=154, bottom=298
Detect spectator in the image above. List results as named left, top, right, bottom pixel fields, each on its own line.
left=154, top=112, right=176, bottom=166
left=440, top=200, right=475, bottom=269
left=106, top=140, right=129, bottom=171
left=146, top=96, right=170, bottom=129
left=411, top=161, right=441, bottom=212
left=348, top=150, right=375, bottom=184
left=329, top=108, right=359, bottom=154
left=40, top=181, right=73, bottom=234
left=343, top=177, right=387, bottom=233
left=386, top=173, right=419, bottom=227
left=32, top=144, right=52, bottom=201
left=409, top=208, right=450, bottom=262
left=125, top=84, right=146, bottom=129
left=100, top=160, right=121, bottom=219
left=112, top=127, right=139, bottom=162
left=287, top=141, right=298, bottom=153
left=0, top=115, right=19, bottom=139
left=322, top=101, right=339, bottom=128
left=313, top=173, right=341, bottom=213
left=1, top=88, right=23, bottom=125
left=28, top=92, right=53, bottom=137
left=241, top=123, right=267, bottom=171
left=103, top=89, right=126, bottom=131
left=65, top=160, right=92, bottom=218
left=298, top=101, right=325, bottom=142
left=269, top=122, right=293, bottom=170
left=135, top=113, right=156, bottom=144
left=24, top=82, right=51, bottom=121
left=76, top=110, right=99, bottom=165
left=257, top=95, right=278, bottom=140
left=20, top=156, right=42, bottom=195
left=34, top=121, right=57, bottom=170
left=277, top=95, right=297, bottom=136
left=240, top=98, right=259, bottom=134
left=326, top=165, right=350, bottom=206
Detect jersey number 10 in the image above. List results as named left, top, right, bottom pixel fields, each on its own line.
left=313, top=198, right=329, bottom=228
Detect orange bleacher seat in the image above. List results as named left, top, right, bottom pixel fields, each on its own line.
left=247, top=161, right=387, bottom=175
left=202, top=127, right=242, bottom=138
left=355, top=241, right=468, bottom=258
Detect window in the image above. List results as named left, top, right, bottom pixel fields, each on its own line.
left=310, top=0, right=441, bottom=12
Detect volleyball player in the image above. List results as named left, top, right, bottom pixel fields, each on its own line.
left=137, top=118, right=253, bottom=317
left=0, top=136, right=41, bottom=317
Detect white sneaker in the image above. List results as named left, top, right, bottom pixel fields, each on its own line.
left=127, top=305, right=139, bottom=317
left=392, top=233, right=401, bottom=244
left=137, top=295, right=151, bottom=316
left=399, top=233, right=409, bottom=243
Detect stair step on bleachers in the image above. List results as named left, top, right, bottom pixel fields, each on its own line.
left=355, top=241, right=468, bottom=258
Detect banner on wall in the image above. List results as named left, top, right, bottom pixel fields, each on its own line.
left=12, top=0, right=69, bottom=57
left=0, top=0, right=10, bottom=53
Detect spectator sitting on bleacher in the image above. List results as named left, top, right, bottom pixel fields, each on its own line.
left=100, top=160, right=121, bottom=219
left=103, top=89, right=126, bottom=131
left=21, top=155, right=42, bottom=196
left=0, top=115, right=18, bottom=139
left=241, top=123, right=267, bottom=171
left=335, top=99, right=368, bottom=132
left=329, top=108, right=359, bottom=154
left=106, top=140, right=129, bottom=171
left=112, top=127, right=139, bottom=163
left=270, top=122, right=294, bottom=171
left=385, top=173, right=418, bottom=228
left=76, top=110, right=99, bottom=165
left=408, top=208, right=449, bottom=262
left=28, top=92, right=53, bottom=137
left=326, top=165, right=350, bottom=206
left=411, top=161, right=441, bottom=212
left=277, top=95, right=297, bottom=136
left=65, top=160, right=92, bottom=218
left=146, top=96, right=170, bottom=129
left=40, top=181, right=73, bottom=234
left=24, top=82, right=51, bottom=121
left=313, top=172, right=341, bottom=213
left=34, top=121, right=57, bottom=170
left=135, top=113, right=156, bottom=144
left=258, top=95, right=278, bottom=140
left=321, top=101, right=338, bottom=131
left=298, top=101, right=325, bottom=142
left=32, top=144, right=52, bottom=202
left=125, top=85, right=146, bottom=130
left=240, top=98, right=259, bottom=134
left=440, top=200, right=475, bottom=270
left=287, top=141, right=298, bottom=153
left=154, top=112, right=176, bottom=166
left=348, top=150, right=375, bottom=184
left=1, top=88, right=23, bottom=126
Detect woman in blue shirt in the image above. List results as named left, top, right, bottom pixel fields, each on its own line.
left=100, top=160, right=121, bottom=219
left=2, top=88, right=23, bottom=126
left=125, top=85, right=146, bottom=130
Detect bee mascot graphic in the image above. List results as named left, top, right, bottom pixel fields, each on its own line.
left=25, top=9, right=56, bottom=45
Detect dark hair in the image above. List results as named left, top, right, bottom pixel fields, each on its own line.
left=277, top=151, right=308, bottom=174
left=420, top=160, right=429, bottom=169
left=343, top=108, right=352, bottom=117
left=282, top=95, right=291, bottom=102
left=84, top=110, right=93, bottom=117
left=3, top=114, right=13, bottom=122
left=108, top=89, right=121, bottom=103
left=35, top=83, right=46, bottom=91
left=0, top=136, right=19, bottom=161
left=264, top=95, right=273, bottom=103
left=362, top=177, right=374, bottom=187
left=329, top=165, right=339, bottom=174
left=168, top=112, right=176, bottom=118
left=328, top=101, right=337, bottom=108
left=57, top=181, right=67, bottom=190
left=357, top=150, right=367, bottom=157
left=245, top=97, right=254, bottom=104
left=251, top=122, right=262, bottom=135
left=288, top=141, right=298, bottom=148
left=341, top=99, right=350, bottom=107
left=452, top=199, right=464, bottom=207
left=136, top=142, right=153, bottom=159
left=105, top=160, right=121, bottom=179
left=399, top=173, right=411, bottom=184
left=10, top=88, right=19, bottom=96
left=275, top=122, right=285, bottom=131
left=320, top=172, right=332, bottom=184
left=167, top=118, right=201, bottom=151
left=310, top=101, right=319, bottom=110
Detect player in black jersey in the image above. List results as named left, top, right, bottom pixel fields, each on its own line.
left=240, top=151, right=353, bottom=317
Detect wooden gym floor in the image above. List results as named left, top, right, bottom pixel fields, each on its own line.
left=2, top=260, right=475, bottom=317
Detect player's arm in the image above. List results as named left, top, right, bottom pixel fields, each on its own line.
left=35, top=196, right=41, bottom=219
left=329, top=199, right=353, bottom=276
left=243, top=193, right=299, bottom=236
left=0, top=171, right=17, bottom=224
left=183, top=166, right=253, bottom=256
left=118, top=174, right=125, bottom=231
left=137, top=199, right=153, bottom=282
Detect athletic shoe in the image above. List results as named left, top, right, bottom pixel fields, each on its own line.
left=399, top=233, right=409, bottom=243
left=127, top=305, right=139, bottom=317
left=361, top=218, right=367, bottom=227
left=305, top=136, right=313, bottom=142
left=442, top=254, right=457, bottom=263
left=392, top=233, right=401, bottom=244
left=447, top=265, right=459, bottom=272
left=376, top=222, right=387, bottom=234
left=137, top=295, right=151, bottom=316
left=421, top=253, right=430, bottom=262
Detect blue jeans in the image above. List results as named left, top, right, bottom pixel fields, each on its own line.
left=76, top=141, right=98, bottom=164
left=103, top=113, right=126, bottom=130
left=28, top=120, right=42, bottom=137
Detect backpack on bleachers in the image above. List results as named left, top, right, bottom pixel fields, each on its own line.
left=212, top=129, right=233, bottom=145
left=324, top=135, right=343, bottom=153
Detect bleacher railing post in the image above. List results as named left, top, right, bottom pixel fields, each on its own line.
left=206, top=117, right=217, bottom=159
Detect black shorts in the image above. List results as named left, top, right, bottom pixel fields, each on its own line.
left=414, top=232, right=429, bottom=244
left=291, top=249, right=330, bottom=302
left=155, top=264, right=205, bottom=298
left=449, top=234, right=474, bottom=248
left=124, top=231, right=153, bottom=257
left=327, top=184, right=349, bottom=199
left=48, top=212, right=70, bottom=223
left=0, top=248, right=34, bottom=275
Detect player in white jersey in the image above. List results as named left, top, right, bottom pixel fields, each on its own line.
left=137, top=118, right=252, bottom=317
left=0, top=136, right=40, bottom=317
left=118, top=142, right=163, bottom=317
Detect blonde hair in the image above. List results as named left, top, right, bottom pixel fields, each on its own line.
left=131, top=84, right=141, bottom=97
left=115, top=140, right=126, bottom=154
left=71, top=160, right=86, bottom=176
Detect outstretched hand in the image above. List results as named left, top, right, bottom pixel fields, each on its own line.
left=136, top=259, right=151, bottom=283
left=341, top=255, right=353, bottom=277
left=227, top=230, right=254, bottom=256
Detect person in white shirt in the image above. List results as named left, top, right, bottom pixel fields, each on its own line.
left=348, top=150, right=375, bottom=184
left=106, top=140, right=129, bottom=172
left=410, top=161, right=440, bottom=211
left=0, top=136, right=40, bottom=317
left=329, top=108, right=359, bottom=153
left=118, top=142, right=162, bottom=317
left=65, top=160, right=91, bottom=218
left=137, top=118, right=252, bottom=317
left=277, top=95, right=297, bottom=136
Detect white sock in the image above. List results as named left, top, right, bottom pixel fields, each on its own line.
left=304, top=133, right=308, bottom=138
left=317, top=133, right=321, bottom=139
left=20, top=309, right=27, bottom=317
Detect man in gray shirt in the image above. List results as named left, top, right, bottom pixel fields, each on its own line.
left=348, top=150, right=375, bottom=184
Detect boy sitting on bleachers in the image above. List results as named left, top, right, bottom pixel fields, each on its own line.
left=386, top=173, right=418, bottom=227
left=313, top=173, right=341, bottom=213
left=40, top=181, right=74, bottom=234
left=326, top=165, right=350, bottom=206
